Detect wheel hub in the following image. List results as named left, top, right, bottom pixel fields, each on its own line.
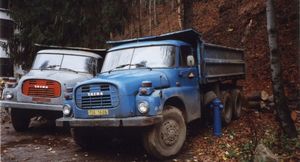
left=160, top=120, right=179, bottom=146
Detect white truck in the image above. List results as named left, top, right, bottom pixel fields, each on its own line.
left=1, top=46, right=105, bottom=131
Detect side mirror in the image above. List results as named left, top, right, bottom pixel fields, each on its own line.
left=187, top=55, right=195, bottom=66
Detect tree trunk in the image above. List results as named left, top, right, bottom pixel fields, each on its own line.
left=153, top=0, right=157, bottom=26
left=177, top=0, right=184, bottom=30
left=149, top=0, right=152, bottom=35
left=164, top=3, right=171, bottom=32
left=266, top=0, right=297, bottom=137
left=247, top=90, right=269, bottom=101
left=138, top=0, right=142, bottom=37
left=171, top=0, right=175, bottom=10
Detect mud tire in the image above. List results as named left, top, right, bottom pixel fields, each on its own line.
left=11, top=109, right=31, bottom=132
left=231, top=89, right=242, bottom=119
left=143, top=106, right=186, bottom=159
left=71, top=128, right=95, bottom=150
left=221, top=91, right=233, bottom=125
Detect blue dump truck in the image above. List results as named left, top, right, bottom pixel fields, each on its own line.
left=56, top=29, right=245, bottom=159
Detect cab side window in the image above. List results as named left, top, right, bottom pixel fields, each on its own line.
left=180, top=46, right=193, bottom=67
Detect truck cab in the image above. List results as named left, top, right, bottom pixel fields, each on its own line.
left=57, top=29, right=245, bottom=159
left=0, top=48, right=105, bottom=131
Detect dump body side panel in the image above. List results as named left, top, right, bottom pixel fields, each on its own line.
left=201, top=43, right=245, bottom=83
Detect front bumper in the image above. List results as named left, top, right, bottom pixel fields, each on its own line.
left=0, top=100, right=62, bottom=111
left=56, top=115, right=163, bottom=127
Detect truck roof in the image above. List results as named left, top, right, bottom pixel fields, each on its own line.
left=108, top=40, right=191, bottom=52
left=107, top=29, right=201, bottom=47
left=37, top=49, right=102, bottom=59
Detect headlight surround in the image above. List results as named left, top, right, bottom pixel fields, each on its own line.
left=138, top=101, right=149, bottom=114
left=62, top=104, right=72, bottom=116
left=5, top=92, right=13, bottom=100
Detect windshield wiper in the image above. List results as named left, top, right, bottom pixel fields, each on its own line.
left=41, top=65, right=60, bottom=70
left=107, top=64, right=129, bottom=73
left=115, top=63, right=131, bottom=69
left=59, top=67, right=78, bottom=73
left=108, top=63, right=152, bottom=73
left=134, top=63, right=152, bottom=70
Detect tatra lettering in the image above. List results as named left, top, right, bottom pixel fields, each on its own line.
left=34, top=85, right=49, bottom=89
left=87, top=92, right=103, bottom=96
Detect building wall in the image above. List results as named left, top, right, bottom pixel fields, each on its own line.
left=0, top=0, right=14, bottom=77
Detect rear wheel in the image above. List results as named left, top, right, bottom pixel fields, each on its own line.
left=143, top=106, right=186, bottom=159
left=231, top=89, right=242, bottom=119
left=11, top=109, right=31, bottom=132
left=221, top=91, right=233, bottom=125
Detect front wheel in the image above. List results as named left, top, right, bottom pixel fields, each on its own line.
left=143, top=106, right=186, bottom=159
left=11, top=109, right=31, bottom=132
left=71, top=128, right=95, bottom=150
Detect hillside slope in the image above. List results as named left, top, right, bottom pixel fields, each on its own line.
left=113, top=0, right=299, bottom=103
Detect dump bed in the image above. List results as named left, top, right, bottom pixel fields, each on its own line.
left=202, top=43, right=245, bottom=83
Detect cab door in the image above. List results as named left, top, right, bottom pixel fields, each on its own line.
left=177, top=46, right=201, bottom=120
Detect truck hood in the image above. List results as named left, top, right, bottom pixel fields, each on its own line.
left=77, top=69, right=170, bottom=95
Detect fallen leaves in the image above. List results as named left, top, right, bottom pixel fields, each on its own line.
left=181, top=111, right=282, bottom=161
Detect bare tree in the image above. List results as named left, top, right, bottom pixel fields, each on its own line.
left=171, top=0, right=175, bottom=10
left=138, top=0, right=142, bottom=37
left=164, top=3, right=171, bottom=32
left=153, top=0, right=157, bottom=26
left=266, top=0, right=297, bottom=137
left=177, top=0, right=184, bottom=30
left=149, top=0, right=152, bottom=35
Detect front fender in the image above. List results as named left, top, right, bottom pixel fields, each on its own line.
left=136, top=90, right=162, bottom=116
left=2, top=87, right=17, bottom=101
left=64, top=99, right=76, bottom=117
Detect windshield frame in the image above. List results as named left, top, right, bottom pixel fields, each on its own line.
left=31, top=53, right=96, bottom=74
left=101, top=45, right=178, bottom=73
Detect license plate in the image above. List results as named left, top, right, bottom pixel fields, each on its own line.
left=32, top=97, right=51, bottom=103
left=88, top=109, right=109, bottom=116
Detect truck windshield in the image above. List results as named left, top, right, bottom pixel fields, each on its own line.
left=101, top=45, right=176, bottom=72
left=32, top=54, right=95, bottom=73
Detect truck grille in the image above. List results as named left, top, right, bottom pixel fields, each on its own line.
left=75, top=84, right=119, bottom=109
left=22, top=79, right=61, bottom=98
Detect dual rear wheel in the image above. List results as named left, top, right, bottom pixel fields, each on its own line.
left=221, top=89, right=243, bottom=125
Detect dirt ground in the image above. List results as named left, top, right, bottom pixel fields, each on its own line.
left=1, top=108, right=299, bottom=162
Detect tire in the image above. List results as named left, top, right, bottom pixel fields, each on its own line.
left=204, top=91, right=217, bottom=106
left=231, top=89, right=242, bottom=119
left=221, top=91, right=233, bottom=125
left=143, top=106, right=186, bottom=159
left=71, top=128, right=95, bottom=150
left=11, top=109, right=31, bottom=132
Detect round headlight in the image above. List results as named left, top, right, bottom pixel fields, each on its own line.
left=5, top=93, right=13, bottom=100
left=62, top=104, right=72, bottom=116
left=138, top=101, right=149, bottom=114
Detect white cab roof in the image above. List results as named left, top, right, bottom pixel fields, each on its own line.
left=37, top=49, right=101, bottom=59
